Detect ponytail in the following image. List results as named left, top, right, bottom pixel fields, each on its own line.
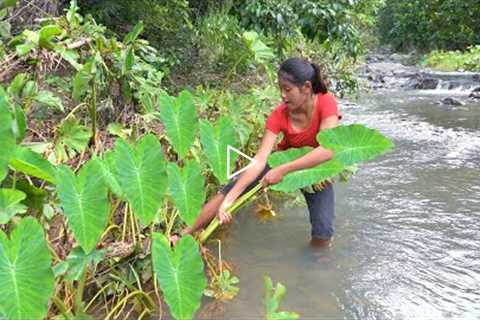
left=310, top=62, right=328, bottom=94
left=278, top=57, right=328, bottom=94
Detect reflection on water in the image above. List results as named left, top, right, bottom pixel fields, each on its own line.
left=218, top=89, right=480, bottom=319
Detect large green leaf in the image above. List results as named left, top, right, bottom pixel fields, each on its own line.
left=152, top=233, right=206, bottom=320
left=264, top=276, right=299, bottom=320
left=114, top=134, right=167, bottom=226
left=199, top=116, right=238, bottom=184
left=167, top=160, right=205, bottom=226
left=317, top=124, right=394, bottom=166
left=0, top=217, right=54, bottom=320
left=267, top=147, right=345, bottom=193
left=99, top=150, right=123, bottom=198
left=9, top=146, right=57, bottom=183
left=0, top=86, right=16, bottom=183
left=158, top=90, right=198, bottom=159
left=0, top=189, right=27, bottom=224
left=56, top=159, right=110, bottom=253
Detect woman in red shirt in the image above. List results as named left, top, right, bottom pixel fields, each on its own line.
left=171, top=57, right=340, bottom=248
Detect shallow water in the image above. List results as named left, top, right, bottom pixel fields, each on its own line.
left=218, top=89, right=480, bottom=319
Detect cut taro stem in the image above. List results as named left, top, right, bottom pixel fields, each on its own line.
left=198, top=183, right=265, bottom=243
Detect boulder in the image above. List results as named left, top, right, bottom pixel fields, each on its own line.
left=439, top=97, right=465, bottom=106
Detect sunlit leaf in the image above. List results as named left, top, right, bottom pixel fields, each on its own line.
left=56, top=159, right=110, bottom=253
left=38, top=24, right=62, bottom=49
left=199, top=116, right=238, bottom=184
left=167, top=160, right=205, bottom=226
left=0, top=217, right=54, bottom=320
left=9, top=146, right=57, bottom=183
left=152, top=233, right=206, bottom=320
left=124, top=21, right=144, bottom=44
left=114, top=134, right=167, bottom=225
left=0, top=189, right=27, bottom=224
left=317, top=124, right=394, bottom=166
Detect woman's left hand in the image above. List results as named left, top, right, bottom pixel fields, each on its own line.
left=261, top=167, right=285, bottom=187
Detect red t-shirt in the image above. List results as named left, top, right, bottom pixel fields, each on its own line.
left=265, top=92, right=340, bottom=150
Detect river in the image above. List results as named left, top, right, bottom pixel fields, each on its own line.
left=219, top=71, right=480, bottom=319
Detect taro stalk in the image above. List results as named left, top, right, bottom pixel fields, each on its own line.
left=157, top=90, right=198, bottom=159
left=152, top=233, right=206, bottom=320
left=199, top=116, right=239, bottom=184
left=199, top=124, right=394, bottom=242
left=0, top=217, right=55, bottom=320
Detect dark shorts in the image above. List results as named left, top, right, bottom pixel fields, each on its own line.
left=220, top=165, right=335, bottom=239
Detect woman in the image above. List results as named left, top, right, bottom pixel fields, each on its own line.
left=171, top=57, right=341, bottom=248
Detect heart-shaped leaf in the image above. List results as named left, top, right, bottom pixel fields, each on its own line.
left=9, top=146, right=57, bottom=183
left=152, top=233, right=206, bottom=320
left=0, top=86, right=16, bottom=183
left=0, top=188, right=27, bottom=224
left=99, top=150, right=123, bottom=198
left=158, top=90, right=198, bottom=159
left=167, top=160, right=205, bottom=226
left=199, top=116, right=238, bottom=184
left=56, top=159, right=110, bottom=253
left=317, top=124, right=394, bottom=166
left=268, top=147, right=345, bottom=192
left=0, top=217, right=54, bottom=320
left=114, top=134, right=167, bottom=226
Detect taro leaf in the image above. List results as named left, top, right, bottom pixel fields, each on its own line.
left=55, top=118, right=90, bottom=162
left=199, top=117, right=238, bottom=184
left=72, top=60, right=93, bottom=102
left=152, top=233, right=206, bottom=320
left=264, top=276, right=299, bottom=320
left=7, top=73, right=28, bottom=98
left=167, top=160, right=205, bottom=226
left=123, top=21, right=144, bottom=44
left=9, top=146, right=57, bottom=183
left=38, top=24, right=62, bottom=49
left=99, top=150, right=123, bottom=198
left=0, top=86, right=16, bottom=183
left=34, top=90, right=64, bottom=112
left=13, top=180, right=48, bottom=212
left=0, top=217, right=54, bottom=320
left=158, top=90, right=198, bottom=159
left=317, top=124, right=394, bottom=167
left=53, top=247, right=105, bottom=281
left=15, top=43, right=35, bottom=56
left=13, top=104, right=26, bottom=142
left=114, top=134, right=167, bottom=226
left=56, top=159, right=110, bottom=253
left=242, top=31, right=274, bottom=64
left=267, top=147, right=344, bottom=193
left=0, top=188, right=27, bottom=224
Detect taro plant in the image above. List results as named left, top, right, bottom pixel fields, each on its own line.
left=264, top=275, right=299, bottom=320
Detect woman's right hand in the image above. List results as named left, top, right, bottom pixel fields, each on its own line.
left=217, top=199, right=233, bottom=224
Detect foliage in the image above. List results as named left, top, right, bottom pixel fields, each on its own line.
left=114, top=134, right=167, bottom=226
left=264, top=275, right=299, bottom=320
left=421, top=45, right=480, bottom=72
left=56, top=158, right=110, bottom=253
left=378, top=0, right=480, bottom=51
left=152, top=233, right=206, bottom=320
left=0, top=217, right=54, bottom=320
left=0, top=188, right=27, bottom=224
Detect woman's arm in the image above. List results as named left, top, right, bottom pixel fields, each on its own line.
left=217, top=129, right=278, bottom=223
left=262, top=115, right=339, bottom=185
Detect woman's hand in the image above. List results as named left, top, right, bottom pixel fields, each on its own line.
left=217, top=199, right=234, bottom=224
left=261, top=167, right=286, bottom=187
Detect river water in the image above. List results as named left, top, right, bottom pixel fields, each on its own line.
left=219, top=84, right=480, bottom=319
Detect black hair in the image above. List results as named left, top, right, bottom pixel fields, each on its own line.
left=278, top=57, right=328, bottom=94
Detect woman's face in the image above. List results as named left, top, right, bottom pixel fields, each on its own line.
left=278, top=77, right=311, bottom=111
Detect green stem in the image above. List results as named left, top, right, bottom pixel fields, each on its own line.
left=74, top=268, right=87, bottom=315
left=89, top=82, right=97, bottom=145
left=198, top=183, right=265, bottom=243
left=51, top=296, right=73, bottom=320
